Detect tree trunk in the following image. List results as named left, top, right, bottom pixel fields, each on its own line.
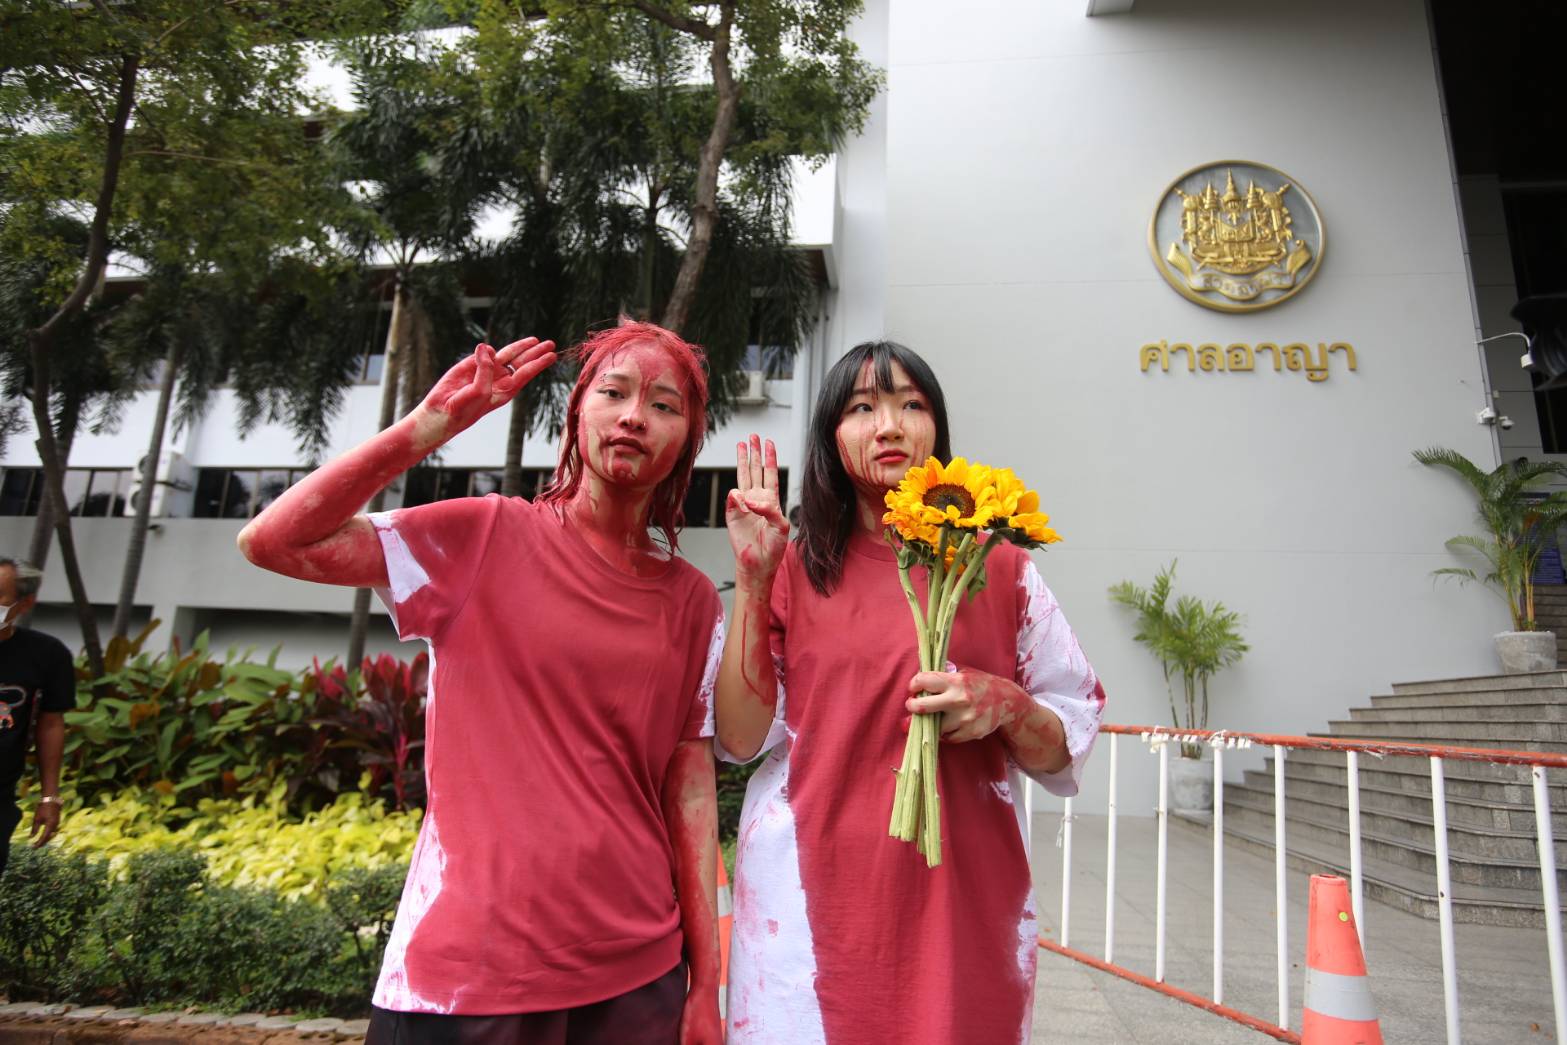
left=501, top=396, right=528, bottom=497
left=346, top=282, right=408, bottom=668
left=28, top=337, right=103, bottom=677
left=27, top=390, right=83, bottom=570
left=110, top=339, right=181, bottom=640
left=659, top=1, right=738, bottom=333
left=19, top=53, right=136, bottom=677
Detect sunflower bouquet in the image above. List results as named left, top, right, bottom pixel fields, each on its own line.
left=882, top=457, right=1061, bottom=867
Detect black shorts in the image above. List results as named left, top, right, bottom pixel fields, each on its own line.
left=0, top=803, right=20, bottom=878
left=367, top=962, right=687, bottom=1045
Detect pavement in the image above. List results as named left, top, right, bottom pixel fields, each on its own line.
left=1028, top=813, right=1561, bottom=1044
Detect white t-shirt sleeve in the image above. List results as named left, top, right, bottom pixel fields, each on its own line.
left=1015, top=558, right=1105, bottom=796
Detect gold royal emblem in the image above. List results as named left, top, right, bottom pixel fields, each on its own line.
left=1149, top=161, right=1324, bottom=312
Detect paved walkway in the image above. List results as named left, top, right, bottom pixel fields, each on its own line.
left=1027, top=813, right=1561, bottom=1044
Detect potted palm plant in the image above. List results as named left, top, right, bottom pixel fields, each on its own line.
left=1110, top=561, right=1248, bottom=814
left=1414, top=448, right=1567, bottom=673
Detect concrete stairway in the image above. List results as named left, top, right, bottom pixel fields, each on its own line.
left=1195, top=671, right=1567, bottom=929
left=1536, top=584, right=1567, bottom=664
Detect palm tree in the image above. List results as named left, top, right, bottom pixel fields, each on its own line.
left=1110, top=561, right=1248, bottom=758
left=1414, top=447, right=1567, bottom=630
left=330, top=38, right=493, bottom=666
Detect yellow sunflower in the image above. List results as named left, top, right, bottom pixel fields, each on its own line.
left=883, top=457, right=1000, bottom=536
left=1007, top=511, right=1061, bottom=545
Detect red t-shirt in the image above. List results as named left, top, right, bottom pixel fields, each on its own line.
left=367, top=495, right=724, bottom=1015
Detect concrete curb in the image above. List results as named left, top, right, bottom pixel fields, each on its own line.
left=0, top=1003, right=368, bottom=1043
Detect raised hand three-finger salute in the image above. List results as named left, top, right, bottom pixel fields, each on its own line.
left=238, top=337, right=557, bottom=587
left=715, top=435, right=790, bottom=760
left=725, top=434, right=789, bottom=579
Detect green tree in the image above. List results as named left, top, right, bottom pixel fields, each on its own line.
left=331, top=34, right=495, bottom=666
left=0, top=0, right=387, bottom=670
left=454, top=0, right=880, bottom=482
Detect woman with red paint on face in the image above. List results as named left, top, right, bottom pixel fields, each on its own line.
left=713, top=340, right=1106, bottom=1045
left=238, top=323, right=725, bottom=1045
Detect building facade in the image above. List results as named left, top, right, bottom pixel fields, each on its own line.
left=5, top=0, right=1555, bottom=808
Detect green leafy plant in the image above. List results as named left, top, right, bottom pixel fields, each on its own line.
left=1414, top=447, right=1567, bottom=631
left=60, top=627, right=429, bottom=815
left=0, top=845, right=108, bottom=1001
left=0, top=838, right=405, bottom=1014
left=1110, top=561, right=1248, bottom=758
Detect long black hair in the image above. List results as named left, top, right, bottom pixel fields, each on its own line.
left=796, top=340, right=951, bottom=596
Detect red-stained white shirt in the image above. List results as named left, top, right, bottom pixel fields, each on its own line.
left=368, top=495, right=723, bottom=1015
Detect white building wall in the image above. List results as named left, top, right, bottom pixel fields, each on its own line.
left=861, top=0, right=1508, bottom=810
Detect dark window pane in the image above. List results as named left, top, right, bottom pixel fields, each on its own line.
left=193, top=469, right=227, bottom=518
left=714, top=469, right=739, bottom=521
left=0, top=469, right=38, bottom=516
left=469, top=471, right=502, bottom=498
left=221, top=472, right=253, bottom=518
left=254, top=470, right=291, bottom=516
left=402, top=467, right=438, bottom=508
left=436, top=469, right=471, bottom=502
left=79, top=471, right=117, bottom=517
left=683, top=471, right=716, bottom=528
left=62, top=469, right=90, bottom=517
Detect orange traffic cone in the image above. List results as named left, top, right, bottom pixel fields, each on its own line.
left=1303, top=874, right=1383, bottom=1044
left=717, top=851, right=733, bottom=1019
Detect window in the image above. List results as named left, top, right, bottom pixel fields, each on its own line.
left=0, top=469, right=42, bottom=516
left=192, top=468, right=313, bottom=519
left=0, top=467, right=130, bottom=517
left=400, top=467, right=553, bottom=507
left=681, top=468, right=787, bottom=528
left=739, top=344, right=795, bottom=380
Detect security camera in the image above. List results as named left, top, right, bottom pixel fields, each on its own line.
left=1477, top=406, right=1498, bottom=425
left=1500, top=415, right=1515, bottom=430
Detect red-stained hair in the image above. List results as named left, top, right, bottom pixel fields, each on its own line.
left=536, top=320, right=710, bottom=551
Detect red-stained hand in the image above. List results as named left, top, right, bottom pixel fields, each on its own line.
left=906, top=669, right=1029, bottom=743
left=679, top=987, right=724, bottom=1045
left=726, top=435, right=789, bottom=584
left=412, top=337, right=557, bottom=446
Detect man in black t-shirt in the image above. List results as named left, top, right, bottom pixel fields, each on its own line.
left=0, top=558, right=75, bottom=876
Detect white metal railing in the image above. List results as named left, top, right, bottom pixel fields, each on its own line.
left=1037, top=724, right=1567, bottom=1044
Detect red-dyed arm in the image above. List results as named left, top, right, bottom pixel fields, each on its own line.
left=907, top=669, right=1070, bottom=775
left=715, top=436, right=788, bottom=761
left=237, top=338, right=555, bottom=586
left=663, top=738, right=723, bottom=1045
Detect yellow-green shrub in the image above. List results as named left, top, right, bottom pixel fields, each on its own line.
left=11, top=784, right=419, bottom=901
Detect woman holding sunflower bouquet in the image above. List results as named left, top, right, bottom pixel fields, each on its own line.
left=714, top=340, right=1106, bottom=1045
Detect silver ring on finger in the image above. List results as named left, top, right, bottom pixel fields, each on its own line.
left=503, top=363, right=516, bottom=375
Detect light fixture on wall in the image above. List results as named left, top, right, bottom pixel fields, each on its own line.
left=1476, top=405, right=1514, bottom=430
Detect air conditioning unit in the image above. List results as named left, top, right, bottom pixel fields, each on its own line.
left=122, top=450, right=191, bottom=519
left=735, top=370, right=768, bottom=406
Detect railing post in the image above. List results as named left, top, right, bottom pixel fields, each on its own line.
left=1430, top=756, right=1460, bottom=1045
left=1104, top=733, right=1118, bottom=965
left=1533, top=766, right=1567, bottom=1045
left=1213, top=742, right=1224, bottom=1006
left=1347, top=749, right=1365, bottom=953
left=1274, top=744, right=1288, bottom=1031
left=1060, top=796, right=1074, bottom=949
left=1156, top=739, right=1169, bottom=983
